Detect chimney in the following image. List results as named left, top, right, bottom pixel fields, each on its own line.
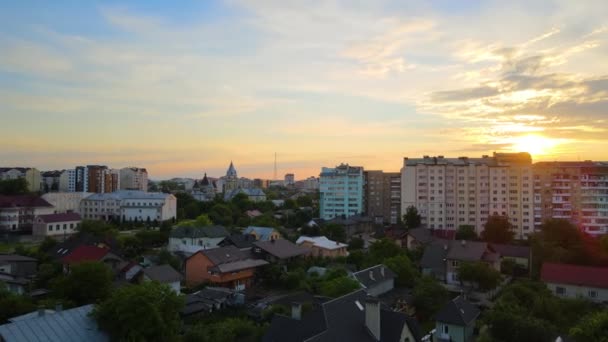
left=380, top=267, right=385, bottom=278
left=291, top=302, right=302, bottom=320
left=55, top=303, right=63, bottom=312
left=365, top=297, right=381, bottom=340
left=461, top=239, right=466, bottom=247
left=369, top=270, right=375, bottom=281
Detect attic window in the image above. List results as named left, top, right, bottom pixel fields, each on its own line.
left=355, top=300, right=364, bottom=311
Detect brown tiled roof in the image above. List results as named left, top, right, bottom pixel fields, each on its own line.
left=37, top=213, right=81, bottom=223
left=0, top=195, right=53, bottom=208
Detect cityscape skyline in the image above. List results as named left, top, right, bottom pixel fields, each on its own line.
left=2, top=1, right=608, bottom=179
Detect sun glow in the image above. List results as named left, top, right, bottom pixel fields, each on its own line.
left=510, top=135, right=559, bottom=156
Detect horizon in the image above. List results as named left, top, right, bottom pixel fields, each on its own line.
left=2, top=1, right=607, bottom=179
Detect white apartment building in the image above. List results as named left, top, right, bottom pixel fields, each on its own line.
left=319, top=164, right=364, bottom=220
left=59, top=169, right=76, bottom=192
left=0, top=196, right=54, bottom=232
left=80, top=190, right=176, bottom=223
left=120, top=167, right=149, bottom=191
left=401, top=153, right=534, bottom=239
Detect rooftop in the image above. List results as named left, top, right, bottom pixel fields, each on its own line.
left=254, top=239, right=310, bottom=259
left=36, top=213, right=82, bottom=223
left=61, top=245, right=110, bottom=264
left=0, top=195, right=53, bottom=208
left=434, top=296, right=480, bottom=326
left=352, top=264, right=396, bottom=289
left=541, top=262, right=608, bottom=289
left=142, top=264, right=183, bottom=283
left=296, top=236, right=348, bottom=250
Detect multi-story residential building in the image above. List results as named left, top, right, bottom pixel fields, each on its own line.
left=319, top=164, right=364, bottom=220
left=0, top=168, right=41, bottom=192
left=0, top=195, right=54, bottom=232
left=74, top=166, right=89, bottom=192
left=401, top=153, right=534, bottom=239
left=533, top=161, right=608, bottom=236
left=40, top=170, right=63, bottom=192
left=80, top=190, right=176, bottom=223
left=59, top=169, right=76, bottom=192
left=364, top=171, right=402, bottom=225
left=284, top=173, right=295, bottom=186
left=119, top=167, right=148, bottom=191
left=253, top=178, right=269, bottom=189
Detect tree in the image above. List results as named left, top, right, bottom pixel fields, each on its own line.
left=369, top=238, right=404, bottom=262
left=0, top=284, right=35, bottom=324
left=457, top=262, right=501, bottom=291
left=481, top=215, right=514, bottom=243
left=209, top=204, right=233, bottom=226
left=296, top=195, right=313, bottom=208
left=0, top=178, right=29, bottom=195
left=35, top=262, right=63, bottom=289
left=120, top=235, right=145, bottom=259
left=455, top=225, right=477, bottom=240
left=54, top=261, right=113, bottom=305
left=384, top=255, right=418, bottom=287
left=319, top=276, right=360, bottom=297
left=93, top=282, right=184, bottom=342
left=184, top=318, right=266, bottom=342
left=77, top=220, right=118, bottom=238
left=412, top=276, right=449, bottom=321
left=321, top=223, right=346, bottom=243
left=158, top=249, right=181, bottom=271
left=403, top=206, right=421, bottom=229
left=184, top=202, right=201, bottom=219
left=231, top=193, right=253, bottom=212
left=569, top=310, right=608, bottom=342
left=348, top=237, right=364, bottom=251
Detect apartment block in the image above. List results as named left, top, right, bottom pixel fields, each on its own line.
left=534, top=161, right=608, bottom=236
left=0, top=168, right=41, bottom=192
left=80, top=190, right=176, bottom=223
left=319, top=164, right=364, bottom=220
left=120, top=167, right=148, bottom=191
left=401, top=153, right=534, bottom=239
left=364, top=171, right=401, bottom=225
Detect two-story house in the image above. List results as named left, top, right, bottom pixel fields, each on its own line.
left=168, top=225, right=229, bottom=253
left=434, top=296, right=480, bottom=342
left=295, top=236, right=348, bottom=258
left=541, top=262, right=608, bottom=303
left=252, top=239, right=310, bottom=263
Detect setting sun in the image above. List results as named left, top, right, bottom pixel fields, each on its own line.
left=510, top=135, right=559, bottom=156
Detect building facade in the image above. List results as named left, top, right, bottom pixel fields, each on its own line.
left=119, top=167, right=148, bottom=191
left=0, top=195, right=54, bottom=232
left=223, top=162, right=239, bottom=193
left=319, top=164, right=364, bottom=220
left=59, top=169, right=76, bottom=192
left=533, top=161, right=608, bottom=236
left=284, top=173, right=295, bottom=186
left=401, top=153, right=534, bottom=239
left=32, top=213, right=82, bottom=237
left=80, top=190, right=176, bottom=223
left=364, top=171, right=402, bottom=225
left=0, top=168, right=41, bottom=192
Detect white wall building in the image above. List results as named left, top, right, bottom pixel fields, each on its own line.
left=120, top=167, right=148, bottom=191
left=41, top=192, right=91, bottom=214
left=0, top=196, right=54, bottom=232
left=401, top=153, right=534, bottom=239
left=58, top=169, right=76, bottom=192
left=80, top=190, right=176, bottom=223
left=0, top=168, right=41, bottom=192
left=32, top=213, right=82, bottom=237
left=319, top=164, right=364, bottom=220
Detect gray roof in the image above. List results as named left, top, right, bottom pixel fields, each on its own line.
left=253, top=239, right=310, bottom=259
left=420, top=243, right=448, bottom=275
left=84, top=190, right=171, bottom=201
left=406, top=228, right=434, bottom=245
left=0, top=254, right=37, bottom=263
left=200, top=246, right=248, bottom=265
left=0, top=304, right=108, bottom=342
left=170, top=225, right=229, bottom=239
left=142, top=264, right=183, bottom=283
left=182, top=287, right=235, bottom=316
left=353, top=264, right=396, bottom=288
left=446, top=240, right=489, bottom=262
left=214, top=259, right=268, bottom=273
left=435, top=296, right=480, bottom=326
left=490, top=243, right=530, bottom=259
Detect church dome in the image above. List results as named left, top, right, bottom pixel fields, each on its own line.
left=226, top=161, right=238, bottom=178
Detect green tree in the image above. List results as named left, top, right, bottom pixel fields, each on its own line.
left=0, top=284, right=35, bottom=324
left=209, top=204, right=233, bottom=226
left=77, top=220, right=118, bottom=238
left=93, top=282, right=184, bottom=342
left=412, top=276, right=449, bottom=321
left=321, top=223, right=346, bottom=243
left=481, top=215, right=514, bottom=243
left=232, top=193, right=253, bottom=212
left=296, top=195, right=313, bottom=207
left=348, top=237, right=364, bottom=251
left=158, top=249, right=181, bottom=271
left=319, top=276, right=360, bottom=297
left=457, top=262, right=501, bottom=291
left=35, top=262, right=63, bottom=289
left=0, top=178, right=29, bottom=195
left=38, top=236, right=58, bottom=254
left=251, top=214, right=280, bottom=228
left=384, top=254, right=418, bottom=287
left=403, top=206, right=421, bottom=229
left=569, top=310, right=608, bottom=342
left=54, top=261, right=113, bottom=305
left=455, top=225, right=477, bottom=240
left=369, top=238, right=404, bottom=262
left=184, top=318, right=266, bottom=342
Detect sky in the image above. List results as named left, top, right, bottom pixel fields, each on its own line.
left=1, top=0, right=607, bottom=180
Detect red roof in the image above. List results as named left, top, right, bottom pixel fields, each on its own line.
left=62, top=245, right=110, bottom=264
left=37, top=213, right=81, bottom=223
left=0, top=195, right=53, bottom=208
left=541, top=262, right=608, bottom=289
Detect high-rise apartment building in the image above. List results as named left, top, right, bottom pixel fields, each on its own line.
left=120, top=167, right=148, bottom=191
left=364, top=171, right=402, bottom=225
left=284, top=173, right=295, bottom=186
left=401, top=153, right=534, bottom=239
left=533, top=161, right=608, bottom=236
left=319, top=164, right=364, bottom=220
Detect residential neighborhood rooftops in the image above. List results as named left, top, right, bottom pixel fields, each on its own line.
left=446, top=240, right=495, bottom=262
left=220, top=234, right=257, bottom=249
left=352, top=264, right=396, bottom=289
left=434, top=296, right=480, bottom=326
left=142, top=264, right=182, bottom=284
left=490, top=243, right=530, bottom=259
left=36, top=213, right=81, bottom=223
left=0, top=304, right=108, bottom=342
left=0, top=254, right=37, bottom=263
left=295, top=236, right=348, bottom=250
left=213, top=259, right=268, bottom=273
left=170, top=225, right=229, bottom=239
left=254, top=239, right=310, bottom=259
left=199, top=246, right=248, bottom=265
left=541, top=263, right=608, bottom=289
left=61, top=245, right=110, bottom=264
left=244, top=226, right=278, bottom=241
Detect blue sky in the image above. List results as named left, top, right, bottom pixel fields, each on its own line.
left=1, top=0, right=607, bottom=179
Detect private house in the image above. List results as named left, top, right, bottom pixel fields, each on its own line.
left=168, top=225, right=229, bottom=253
left=244, top=226, right=282, bottom=242
left=137, top=264, right=183, bottom=294
left=60, top=245, right=124, bottom=273
left=295, top=236, right=348, bottom=258
left=0, top=195, right=54, bottom=232
left=32, top=213, right=81, bottom=237
left=433, top=296, right=480, bottom=342
left=49, top=233, right=122, bottom=261
left=420, top=240, right=500, bottom=285
left=263, top=289, right=421, bottom=342
left=224, top=188, right=267, bottom=202
left=325, top=215, right=374, bottom=238
left=218, top=234, right=257, bottom=251
left=0, top=272, right=29, bottom=295
left=252, top=239, right=310, bottom=263
left=182, top=287, right=243, bottom=317
left=352, top=264, right=396, bottom=297
left=541, top=263, right=608, bottom=303
left=185, top=246, right=268, bottom=290
left=490, top=243, right=531, bottom=270
left=0, top=304, right=108, bottom=342
left=405, top=228, right=435, bottom=251
left=0, top=254, right=37, bottom=278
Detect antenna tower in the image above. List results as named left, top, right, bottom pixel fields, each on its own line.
left=274, top=152, right=277, bottom=181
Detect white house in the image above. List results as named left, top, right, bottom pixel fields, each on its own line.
left=168, top=225, right=230, bottom=254
left=541, top=262, right=608, bottom=303
left=32, top=213, right=82, bottom=237
left=0, top=195, right=54, bottom=232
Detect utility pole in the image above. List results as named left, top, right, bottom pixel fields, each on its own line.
left=274, top=152, right=277, bottom=181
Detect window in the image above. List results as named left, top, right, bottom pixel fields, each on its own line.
left=451, top=260, right=459, bottom=267
left=588, top=290, right=597, bottom=298
left=556, top=286, right=565, bottom=295
left=443, top=325, right=449, bottom=334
